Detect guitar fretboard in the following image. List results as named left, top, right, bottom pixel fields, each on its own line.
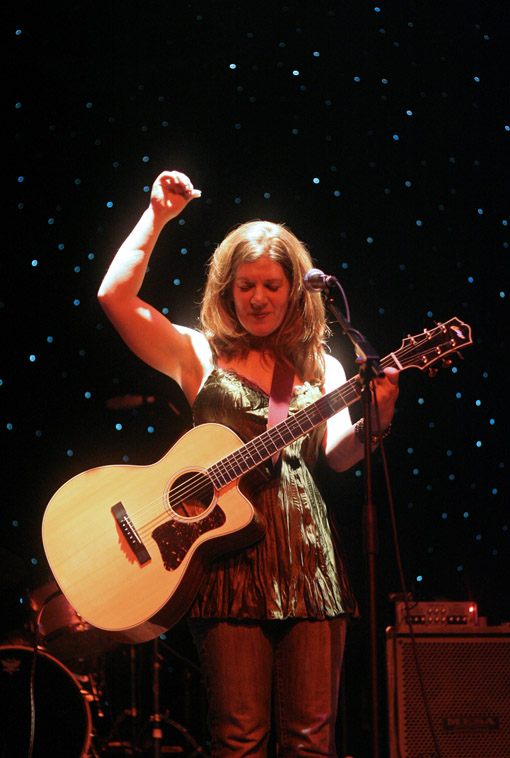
left=206, top=354, right=398, bottom=489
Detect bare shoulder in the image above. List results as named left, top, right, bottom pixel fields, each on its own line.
left=173, top=325, right=215, bottom=397
left=323, top=353, right=347, bottom=392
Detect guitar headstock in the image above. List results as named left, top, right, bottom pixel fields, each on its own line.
left=395, top=318, right=473, bottom=373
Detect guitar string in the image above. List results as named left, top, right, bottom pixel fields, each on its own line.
left=133, top=332, right=461, bottom=539
left=133, top=332, right=462, bottom=537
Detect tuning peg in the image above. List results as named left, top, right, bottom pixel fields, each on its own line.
left=441, top=358, right=452, bottom=369
left=428, top=367, right=439, bottom=378
left=456, top=351, right=464, bottom=360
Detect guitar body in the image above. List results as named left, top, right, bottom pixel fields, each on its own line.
left=42, top=423, right=265, bottom=643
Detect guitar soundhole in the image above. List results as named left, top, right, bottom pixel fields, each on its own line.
left=167, top=471, right=215, bottom=518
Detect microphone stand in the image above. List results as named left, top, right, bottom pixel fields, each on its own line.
left=322, top=283, right=384, bottom=758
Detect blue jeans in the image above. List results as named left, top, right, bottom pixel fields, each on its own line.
left=188, top=616, right=347, bottom=757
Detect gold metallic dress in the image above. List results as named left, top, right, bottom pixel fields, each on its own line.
left=188, top=368, right=352, bottom=620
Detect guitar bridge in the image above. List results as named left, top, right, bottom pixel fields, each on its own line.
left=112, top=502, right=151, bottom=565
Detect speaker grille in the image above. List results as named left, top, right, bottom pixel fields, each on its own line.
left=387, top=630, right=510, bottom=758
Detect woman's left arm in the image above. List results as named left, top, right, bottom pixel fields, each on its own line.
left=322, top=354, right=399, bottom=472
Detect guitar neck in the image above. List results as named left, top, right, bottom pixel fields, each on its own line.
left=204, top=315, right=474, bottom=490
left=206, top=353, right=400, bottom=489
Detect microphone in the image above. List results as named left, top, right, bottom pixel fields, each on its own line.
left=303, top=268, right=336, bottom=292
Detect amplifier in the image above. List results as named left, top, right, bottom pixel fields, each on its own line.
left=386, top=625, right=510, bottom=758
left=394, top=600, right=478, bottom=630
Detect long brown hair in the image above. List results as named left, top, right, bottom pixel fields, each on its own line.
left=199, top=221, right=330, bottom=382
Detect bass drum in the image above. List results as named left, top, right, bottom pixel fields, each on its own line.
left=0, top=645, right=92, bottom=758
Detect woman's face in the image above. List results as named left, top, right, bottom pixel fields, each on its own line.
left=232, top=257, right=291, bottom=338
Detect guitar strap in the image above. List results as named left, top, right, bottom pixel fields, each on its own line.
left=268, top=360, right=295, bottom=467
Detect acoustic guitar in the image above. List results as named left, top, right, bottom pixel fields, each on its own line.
left=42, top=318, right=472, bottom=643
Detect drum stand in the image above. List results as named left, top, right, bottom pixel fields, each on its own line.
left=104, top=638, right=208, bottom=757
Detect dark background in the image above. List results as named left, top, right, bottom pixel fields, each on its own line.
left=5, top=1, right=509, bottom=755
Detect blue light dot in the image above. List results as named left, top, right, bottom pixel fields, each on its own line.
left=84, top=391, right=91, bottom=398
left=492, top=488, right=498, bottom=495
left=405, top=180, right=412, bottom=187
left=264, top=192, right=271, bottom=199
left=106, top=201, right=113, bottom=208
left=115, top=423, right=122, bottom=430
left=162, top=307, right=169, bottom=315
left=173, top=279, right=180, bottom=286
left=292, top=70, right=300, bottom=76
left=392, top=134, right=399, bottom=141
left=367, top=237, right=374, bottom=243
left=416, top=219, right=423, bottom=227
left=229, top=63, right=236, bottom=69
left=333, top=190, right=341, bottom=197
left=406, top=109, right=413, bottom=116
left=449, top=474, right=455, bottom=481
left=475, top=399, right=481, bottom=406
left=457, top=565, right=463, bottom=572
left=147, top=426, right=155, bottom=433
left=456, top=392, right=462, bottom=399
left=31, top=558, right=38, bottom=565
left=29, top=354, right=36, bottom=362
left=74, top=299, right=80, bottom=306
left=476, top=534, right=482, bottom=541
left=489, top=418, right=495, bottom=425
left=500, top=291, right=505, bottom=298
left=476, top=440, right=482, bottom=448
left=13, top=520, right=19, bottom=527
left=353, top=76, right=361, bottom=82
left=313, top=177, right=320, bottom=184
left=442, top=512, right=448, bottom=519
left=412, top=468, right=419, bottom=475
left=180, top=248, right=187, bottom=254
left=407, top=447, right=414, bottom=454
left=142, top=156, right=150, bottom=163
left=416, top=575, right=423, bottom=582
left=474, top=76, right=480, bottom=82
left=7, top=423, right=13, bottom=430
left=418, top=397, right=424, bottom=405
left=463, top=511, right=469, bottom=518
left=31, top=259, right=38, bottom=267
left=468, top=276, right=474, bottom=283
left=67, top=449, right=74, bottom=457
left=477, top=208, right=484, bottom=215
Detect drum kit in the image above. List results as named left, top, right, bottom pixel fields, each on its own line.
left=0, top=567, right=209, bottom=758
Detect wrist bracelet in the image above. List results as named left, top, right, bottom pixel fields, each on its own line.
left=354, top=419, right=392, bottom=445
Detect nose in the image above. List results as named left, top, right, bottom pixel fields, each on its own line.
left=250, top=285, right=267, bottom=308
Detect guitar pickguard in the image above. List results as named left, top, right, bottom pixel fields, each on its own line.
left=152, top=505, right=227, bottom=571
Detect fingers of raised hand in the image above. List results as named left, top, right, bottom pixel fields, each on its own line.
left=157, top=170, right=201, bottom=199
